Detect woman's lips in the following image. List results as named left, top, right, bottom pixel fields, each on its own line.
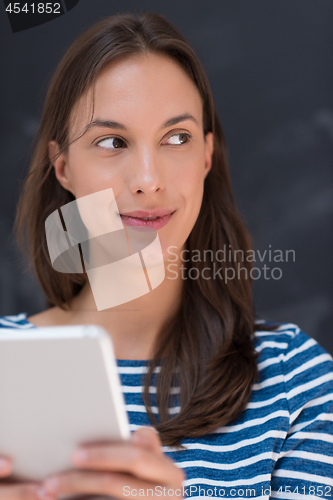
left=120, top=211, right=176, bottom=230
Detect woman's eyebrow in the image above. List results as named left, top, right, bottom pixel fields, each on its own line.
left=161, top=113, right=199, bottom=128
left=85, top=119, right=127, bottom=132
left=84, top=113, right=198, bottom=133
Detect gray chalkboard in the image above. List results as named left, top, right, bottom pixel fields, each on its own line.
left=0, top=0, right=332, bottom=352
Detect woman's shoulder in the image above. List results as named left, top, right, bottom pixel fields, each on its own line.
left=253, top=320, right=333, bottom=405
left=253, top=320, right=333, bottom=369
left=0, top=308, right=72, bottom=330
left=0, top=312, right=35, bottom=329
left=253, top=320, right=330, bottom=355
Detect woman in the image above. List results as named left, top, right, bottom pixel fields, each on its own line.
left=1, top=12, right=333, bottom=500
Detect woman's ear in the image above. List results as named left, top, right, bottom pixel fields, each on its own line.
left=204, top=132, right=214, bottom=178
left=48, top=141, right=74, bottom=195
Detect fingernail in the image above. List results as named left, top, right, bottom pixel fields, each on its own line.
left=131, top=432, right=146, bottom=445
left=36, top=487, right=55, bottom=500
left=43, top=477, right=59, bottom=494
left=0, top=458, right=8, bottom=470
left=72, top=448, right=89, bottom=463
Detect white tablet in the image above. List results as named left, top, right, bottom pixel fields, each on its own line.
left=0, top=325, right=130, bottom=481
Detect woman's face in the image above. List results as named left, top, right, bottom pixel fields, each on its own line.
left=50, top=53, right=214, bottom=260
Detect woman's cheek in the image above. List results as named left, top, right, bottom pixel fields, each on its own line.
left=169, top=147, right=205, bottom=185
left=175, top=160, right=206, bottom=205
left=68, top=161, right=117, bottom=198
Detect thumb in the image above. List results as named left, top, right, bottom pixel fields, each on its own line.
left=131, top=426, right=162, bottom=454
left=0, top=456, right=12, bottom=478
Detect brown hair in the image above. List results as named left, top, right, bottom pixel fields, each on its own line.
left=15, top=12, right=273, bottom=447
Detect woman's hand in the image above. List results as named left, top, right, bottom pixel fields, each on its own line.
left=39, top=427, right=185, bottom=499
left=0, top=455, right=43, bottom=500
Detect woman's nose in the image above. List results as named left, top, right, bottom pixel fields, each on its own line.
left=128, top=147, right=165, bottom=194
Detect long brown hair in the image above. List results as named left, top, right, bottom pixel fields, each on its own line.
left=15, top=12, right=273, bottom=447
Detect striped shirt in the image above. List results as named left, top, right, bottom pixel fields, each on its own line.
left=1, top=313, right=333, bottom=500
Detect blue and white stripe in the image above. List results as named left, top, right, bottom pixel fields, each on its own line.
left=1, top=314, right=333, bottom=499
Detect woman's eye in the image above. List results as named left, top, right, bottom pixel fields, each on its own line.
left=96, top=137, right=126, bottom=149
left=164, top=133, right=191, bottom=145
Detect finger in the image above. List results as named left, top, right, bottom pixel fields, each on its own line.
left=70, top=443, right=184, bottom=485
left=0, top=483, right=44, bottom=500
left=131, top=427, right=163, bottom=454
left=0, top=456, right=12, bottom=478
left=42, top=470, right=182, bottom=499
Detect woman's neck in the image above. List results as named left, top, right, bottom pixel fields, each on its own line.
left=28, top=262, right=183, bottom=360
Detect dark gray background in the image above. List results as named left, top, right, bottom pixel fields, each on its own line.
left=0, top=1, right=332, bottom=353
